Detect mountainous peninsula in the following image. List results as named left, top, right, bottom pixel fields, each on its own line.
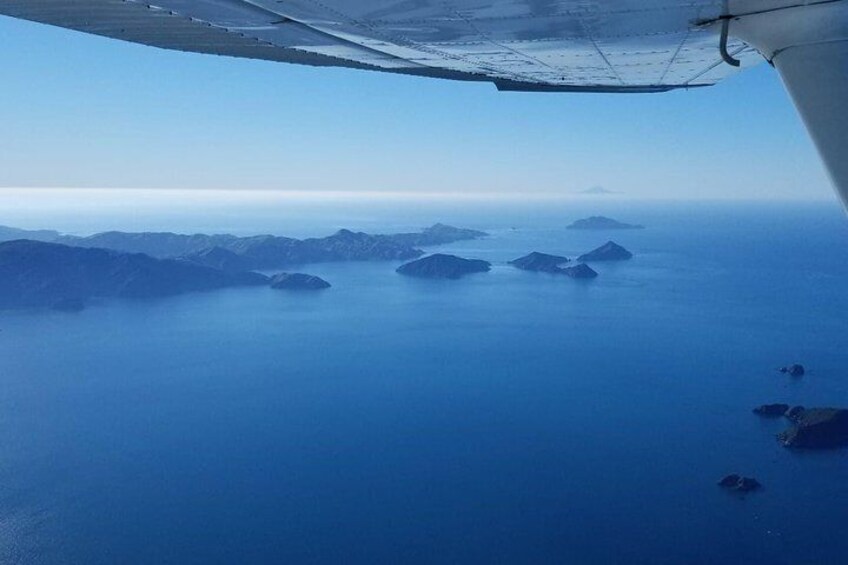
left=0, top=240, right=268, bottom=309
left=36, top=223, right=487, bottom=270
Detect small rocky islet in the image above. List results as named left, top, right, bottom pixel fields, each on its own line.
left=725, top=360, right=848, bottom=497
left=718, top=474, right=762, bottom=493
left=779, top=363, right=805, bottom=376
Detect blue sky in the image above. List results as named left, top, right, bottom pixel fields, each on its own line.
left=0, top=14, right=834, bottom=200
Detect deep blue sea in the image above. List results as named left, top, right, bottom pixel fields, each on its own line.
left=1, top=195, right=847, bottom=564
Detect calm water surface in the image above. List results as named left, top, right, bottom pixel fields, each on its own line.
left=0, top=198, right=846, bottom=564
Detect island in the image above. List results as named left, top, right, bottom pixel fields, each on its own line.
left=396, top=254, right=491, bottom=279
left=0, top=239, right=268, bottom=309
left=577, top=241, right=633, bottom=262
left=270, top=273, right=331, bottom=290
left=777, top=407, right=848, bottom=448
left=566, top=216, right=644, bottom=230
left=509, top=252, right=570, bottom=272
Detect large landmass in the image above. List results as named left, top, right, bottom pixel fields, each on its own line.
left=0, top=223, right=487, bottom=270
left=49, top=223, right=486, bottom=270
left=0, top=240, right=268, bottom=309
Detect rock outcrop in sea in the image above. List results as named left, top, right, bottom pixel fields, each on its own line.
left=779, top=364, right=805, bottom=376
left=718, top=474, right=761, bottom=492
left=396, top=254, right=491, bottom=279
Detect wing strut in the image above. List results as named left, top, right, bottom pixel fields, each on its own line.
left=730, top=1, right=848, bottom=208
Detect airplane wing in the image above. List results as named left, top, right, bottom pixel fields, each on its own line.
left=0, top=0, right=762, bottom=92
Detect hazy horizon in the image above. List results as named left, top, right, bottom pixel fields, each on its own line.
left=1, top=187, right=842, bottom=241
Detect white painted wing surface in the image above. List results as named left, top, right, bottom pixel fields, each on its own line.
left=0, top=0, right=766, bottom=91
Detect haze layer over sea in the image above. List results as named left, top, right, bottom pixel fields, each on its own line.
left=1, top=190, right=847, bottom=564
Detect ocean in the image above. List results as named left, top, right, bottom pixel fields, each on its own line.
left=0, top=193, right=847, bottom=564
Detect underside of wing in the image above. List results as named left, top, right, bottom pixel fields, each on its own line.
left=0, top=0, right=763, bottom=92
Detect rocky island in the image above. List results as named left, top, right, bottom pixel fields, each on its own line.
left=270, top=273, right=331, bottom=290
left=509, top=252, right=570, bottom=273
left=0, top=239, right=268, bottom=309
left=777, top=407, right=848, bottom=448
left=396, top=254, right=491, bottom=279
left=567, top=216, right=644, bottom=230
left=577, top=241, right=633, bottom=262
